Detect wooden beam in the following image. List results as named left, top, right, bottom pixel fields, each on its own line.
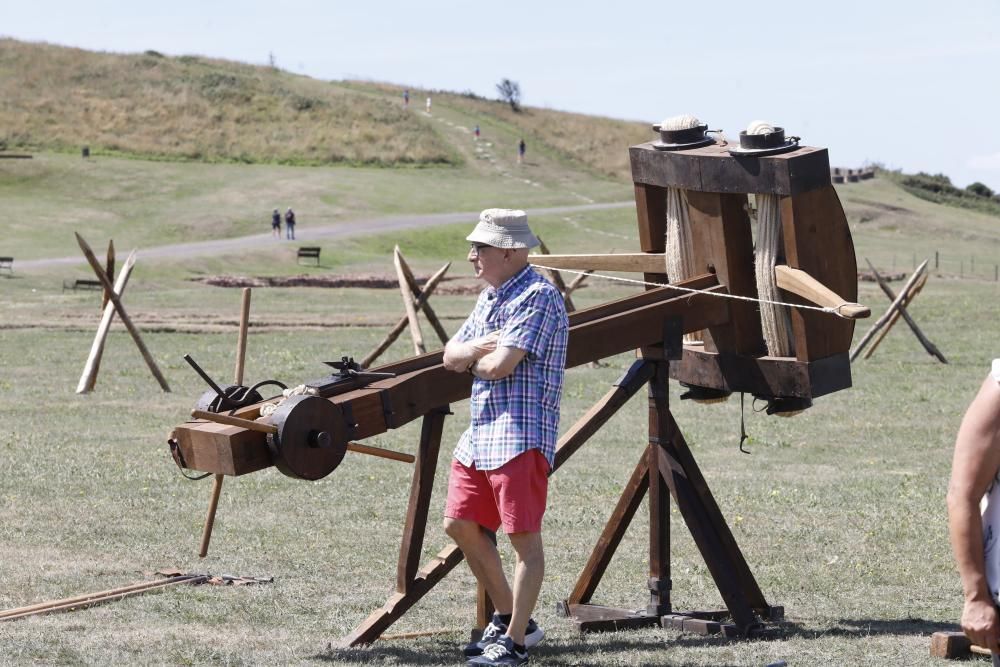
left=630, top=142, right=831, bottom=196
left=75, top=233, right=170, bottom=392
left=774, top=265, right=870, bottom=319
left=530, top=253, right=666, bottom=274
left=76, top=250, right=137, bottom=394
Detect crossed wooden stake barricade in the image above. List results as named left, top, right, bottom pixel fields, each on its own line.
left=74, top=233, right=170, bottom=393
left=849, top=258, right=947, bottom=363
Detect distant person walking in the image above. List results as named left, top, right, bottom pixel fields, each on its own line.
left=474, top=124, right=480, bottom=141
left=426, top=96, right=432, bottom=114
left=518, top=138, right=526, bottom=164
left=271, top=209, right=281, bottom=239
left=403, top=89, right=410, bottom=108
left=284, top=208, right=296, bottom=240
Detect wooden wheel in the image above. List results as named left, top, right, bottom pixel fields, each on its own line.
left=267, top=395, right=348, bottom=480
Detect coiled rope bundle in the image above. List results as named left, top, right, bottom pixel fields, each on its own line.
left=747, top=121, right=795, bottom=357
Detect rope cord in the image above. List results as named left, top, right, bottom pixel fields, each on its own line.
left=755, top=193, right=794, bottom=356
left=531, top=263, right=856, bottom=319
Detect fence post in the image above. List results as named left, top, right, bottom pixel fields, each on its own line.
left=935, top=251, right=939, bottom=269
left=995, top=264, right=998, bottom=282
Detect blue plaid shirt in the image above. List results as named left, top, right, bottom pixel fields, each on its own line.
left=453, top=265, right=569, bottom=471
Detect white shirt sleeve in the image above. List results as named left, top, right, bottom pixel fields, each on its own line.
left=992, top=358, right=1000, bottom=384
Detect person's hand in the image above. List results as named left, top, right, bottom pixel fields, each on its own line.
left=961, top=598, right=1000, bottom=652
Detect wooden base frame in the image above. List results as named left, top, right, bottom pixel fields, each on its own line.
left=556, top=360, right=783, bottom=638
left=340, top=358, right=780, bottom=646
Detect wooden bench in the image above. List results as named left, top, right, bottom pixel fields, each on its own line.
left=0, top=257, right=12, bottom=273
left=297, top=247, right=321, bottom=266
left=63, top=278, right=103, bottom=292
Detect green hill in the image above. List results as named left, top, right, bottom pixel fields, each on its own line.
left=0, top=38, right=648, bottom=177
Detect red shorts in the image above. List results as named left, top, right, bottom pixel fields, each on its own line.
left=445, top=449, right=549, bottom=534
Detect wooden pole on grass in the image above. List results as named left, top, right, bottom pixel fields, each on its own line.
left=199, top=287, right=251, bottom=558
left=76, top=250, right=136, bottom=393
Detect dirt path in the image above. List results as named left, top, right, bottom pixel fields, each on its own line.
left=17, top=201, right=632, bottom=270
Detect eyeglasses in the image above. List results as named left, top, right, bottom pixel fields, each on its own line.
left=468, top=243, right=492, bottom=258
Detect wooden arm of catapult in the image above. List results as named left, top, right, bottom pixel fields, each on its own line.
left=531, top=254, right=870, bottom=320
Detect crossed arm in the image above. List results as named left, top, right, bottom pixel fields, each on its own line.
left=442, top=331, right=527, bottom=380
left=947, top=374, right=1000, bottom=650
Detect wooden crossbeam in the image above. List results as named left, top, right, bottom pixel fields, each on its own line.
left=530, top=252, right=666, bottom=273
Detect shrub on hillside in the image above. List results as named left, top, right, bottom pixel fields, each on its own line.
left=967, top=182, right=995, bottom=198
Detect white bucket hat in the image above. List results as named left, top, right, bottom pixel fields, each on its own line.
left=466, top=208, right=539, bottom=249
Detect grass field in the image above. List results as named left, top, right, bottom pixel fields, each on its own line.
left=2, top=170, right=999, bottom=665
left=2, top=52, right=1000, bottom=663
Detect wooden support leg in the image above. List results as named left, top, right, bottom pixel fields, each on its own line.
left=343, top=407, right=450, bottom=646
left=396, top=407, right=448, bottom=590
left=653, top=368, right=779, bottom=634
left=646, top=362, right=672, bottom=617
left=560, top=361, right=779, bottom=638
left=199, top=288, right=251, bottom=558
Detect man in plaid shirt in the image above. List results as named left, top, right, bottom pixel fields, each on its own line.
left=442, top=209, right=568, bottom=666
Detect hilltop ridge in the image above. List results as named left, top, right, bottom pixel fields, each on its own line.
left=0, top=38, right=648, bottom=178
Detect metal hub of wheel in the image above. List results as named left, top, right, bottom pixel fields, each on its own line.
left=266, top=395, right=348, bottom=480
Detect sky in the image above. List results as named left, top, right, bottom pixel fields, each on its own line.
left=4, top=0, right=999, bottom=191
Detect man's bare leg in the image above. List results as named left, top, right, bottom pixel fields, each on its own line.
left=444, top=517, right=514, bottom=613
left=506, top=531, right=544, bottom=645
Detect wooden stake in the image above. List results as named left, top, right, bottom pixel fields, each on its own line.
left=101, top=239, right=115, bottom=312
left=395, top=250, right=449, bottom=344
left=76, top=250, right=137, bottom=394
left=863, top=259, right=947, bottom=363
left=75, top=233, right=171, bottom=391
left=0, top=575, right=207, bottom=622
left=863, top=272, right=927, bottom=359
left=199, top=287, right=253, bottom=559
left=361, top=262, right=450, bottom=368
left=393, top=245, right=426, bottom=355
left=537, top=237, right=575, bottom=311
left=849, top=260, right=928, bottom=361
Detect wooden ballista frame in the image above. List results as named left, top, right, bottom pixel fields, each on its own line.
left=169, top=137, right=864, bottom=644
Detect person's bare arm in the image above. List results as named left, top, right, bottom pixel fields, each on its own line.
left=442, top=331, right=499, bottom=372
left=469, top=345, right=528, bottom=380
left=947, top=375, right=1000, bottom=650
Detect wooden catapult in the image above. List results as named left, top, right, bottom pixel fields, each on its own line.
left=169, top=130, right=869, bottom=644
